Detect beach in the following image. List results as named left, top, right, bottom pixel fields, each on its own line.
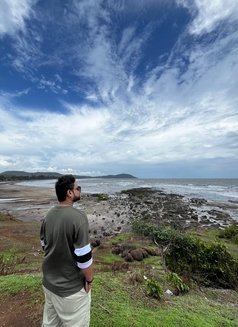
left=0, top=182, right=237, bottom=240
left=0, top=182, right=132, bottom=238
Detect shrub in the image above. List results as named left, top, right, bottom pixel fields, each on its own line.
left=97, top=193, right=109, bottom=201
left=0, top=254, right=18, bottom=275
left=166, top=236, right=238, bottom=289
left=232, top=234, right=238, bottom=244
left=146, top=278, right=163, bottom=300
left=132, top=221, right=181, bottom=245
left=167, top=272, right=189, bottom=294
left=218, top=224, right=238, bottom=244
left=133, top=221, right=238, bottom=289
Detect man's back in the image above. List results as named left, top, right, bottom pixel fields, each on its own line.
left=41, top=174, right=93, bottom=327
left=41, top=206, right=89, bottom=297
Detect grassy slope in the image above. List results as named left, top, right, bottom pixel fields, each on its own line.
left=0, top=213, right=238, bottom=326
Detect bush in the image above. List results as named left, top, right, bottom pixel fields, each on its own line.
left=167, top=272, right=189, bottom=294
left=166, top=236, right=238, bottom=289
left=0, top=254, right=18, bottom=275
left=133, top=221, right=238, bottom=289
left=146, top=278, right=163, bottom=300
left=97, top=193, right=109, bottom=201
left=218, top=224, right=238, bottom=244
left=132, top=221, right=181, bottom=244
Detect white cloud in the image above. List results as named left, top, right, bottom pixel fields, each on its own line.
left=0, top=0, right=238, bottom=176
left=1, top=64, right=237, bottom=173
left=0, top=155, right=12, bottom=167
left=178, top=0, right=238, bottom=35
left=0, top=0, right=36, bottom=36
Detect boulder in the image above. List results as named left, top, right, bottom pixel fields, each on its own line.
left=111, top=246, right=121, bottom=255
left=130, top=249, right=144, bottom=261
left=124, top=253, right=134, bottom=262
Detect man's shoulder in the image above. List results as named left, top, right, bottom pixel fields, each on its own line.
left=45, top=206, right=87, bottom=223
left=68, top=207, right=88, bottom=222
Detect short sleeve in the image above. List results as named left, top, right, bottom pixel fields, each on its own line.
left=73, top=212, right=92, bottom=269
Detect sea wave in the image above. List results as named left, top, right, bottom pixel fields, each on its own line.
left=17, top=178, right=238, bottom=203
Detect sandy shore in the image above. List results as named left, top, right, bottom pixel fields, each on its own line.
left=0, top=182, right=237, bottom=240
left=0, top=182, right=131, bottom=238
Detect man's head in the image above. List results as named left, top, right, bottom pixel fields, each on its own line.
left=55, top=174, right=81, bottom=203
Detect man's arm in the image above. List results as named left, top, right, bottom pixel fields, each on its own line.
left=82, top=265, right=93, bottom=293
left=82, top=265, right=93, bottom=282
left=74, top=243, right=93, bottom=293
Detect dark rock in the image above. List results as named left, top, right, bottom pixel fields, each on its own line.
left=130, top=249, right=144, bottom=261
left=124, top=253, right=134, bottom=262
left=112, top=246, right=121, bottom=255
left=103, top=232, right=111, bottom=237
left=143, top=247, right=159, bottom=256
left=190, top=198, right=207, bottom=205
left=121, top=249, right=129, bottom=258
left=141, top=248, right=149, bottom=258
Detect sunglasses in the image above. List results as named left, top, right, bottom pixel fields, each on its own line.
left=75, top=186, right=81, bottom=191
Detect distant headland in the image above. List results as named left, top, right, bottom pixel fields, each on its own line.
left=0, top=171, right=137, bottom=181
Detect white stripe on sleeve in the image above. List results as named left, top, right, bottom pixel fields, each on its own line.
left=74, top=244, right=91, bottom=257
left=76, top=258, right=93, bottom=269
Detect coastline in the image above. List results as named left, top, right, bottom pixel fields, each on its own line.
left=0, top=183, right=237, bottom=240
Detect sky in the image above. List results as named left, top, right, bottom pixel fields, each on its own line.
left=0, top=0, right=238, bottom=178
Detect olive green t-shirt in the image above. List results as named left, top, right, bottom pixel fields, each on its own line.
left=40, top=206, right=91, bottom=297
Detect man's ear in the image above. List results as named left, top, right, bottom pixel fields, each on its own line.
left=67, top=189, right=72, bottom=197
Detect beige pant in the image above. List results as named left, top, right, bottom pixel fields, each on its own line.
left=42, top=286, right=91, bottom=327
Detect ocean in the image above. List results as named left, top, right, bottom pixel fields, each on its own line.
left=18, top=178, right=238, bottom=203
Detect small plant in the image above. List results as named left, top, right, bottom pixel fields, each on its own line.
left=167, top=272, right=189, bottom=294
left=232, top=234, right=238, bottom=244
left=146, top=278, right=163, bottom=300
left=0, top=254, right=18, bottom=275
left=218, top=224, right=238, bottom=244
left=97, top=193, right=109, bottom=201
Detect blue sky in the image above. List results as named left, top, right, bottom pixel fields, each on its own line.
left=0, top=0, right=238, bottom=178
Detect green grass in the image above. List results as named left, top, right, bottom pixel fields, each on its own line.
left=90, top=272, right=238, bottom=327
left=1, top=219, right=238, bottom=326
left=90, top=232, right=238, bottom=326
left=95, top=251, right=124, bottom=266
left=0, top=271, right=237, bottom=327
left=0, top=274, right=42, bottom=296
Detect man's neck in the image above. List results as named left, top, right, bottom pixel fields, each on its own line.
left=58, top=200, right=73, bottom=206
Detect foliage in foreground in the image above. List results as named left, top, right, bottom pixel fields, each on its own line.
left=218, top=224, right=238, bottom=244
left=0, top=274, right=42, bottom=296
left=92, top=273, right=238, bottom=327
left=1, top=272, right=237, bottom=327
left=167, top=272, right=190, bottom=294
left=132, top=221, right=238, bottom=289
left=146, top=278, right=163, bottom=299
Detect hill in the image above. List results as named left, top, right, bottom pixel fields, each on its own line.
left=0, top=171, right=137, bottom=181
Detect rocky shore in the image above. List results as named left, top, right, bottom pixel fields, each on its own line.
left=0, top=183, right=237, bottom=240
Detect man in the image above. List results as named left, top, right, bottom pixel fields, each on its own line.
left=40, top=174, right=93, bottom=327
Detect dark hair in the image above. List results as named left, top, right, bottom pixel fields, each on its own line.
left=55, top=174, right=75, bottom=202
